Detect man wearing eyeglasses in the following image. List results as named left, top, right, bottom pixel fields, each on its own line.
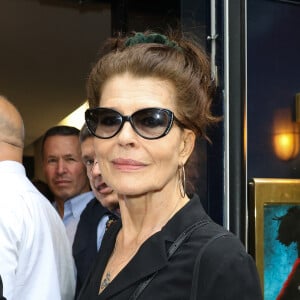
left=73, top=123, right=119, bottom=296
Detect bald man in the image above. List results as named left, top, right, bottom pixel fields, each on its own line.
left=0, top=96, right=75, bottom=300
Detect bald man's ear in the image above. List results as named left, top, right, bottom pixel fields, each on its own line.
left=179, top=129, right=196, bottom=165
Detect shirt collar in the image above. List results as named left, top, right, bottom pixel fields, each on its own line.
left=64, top=191, right=94, bottom=218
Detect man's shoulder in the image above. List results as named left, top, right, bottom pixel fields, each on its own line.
left=81, top=198, right=109, bottom=219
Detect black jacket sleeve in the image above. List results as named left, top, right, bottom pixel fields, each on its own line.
left=193, top=235, right=263, bottom=300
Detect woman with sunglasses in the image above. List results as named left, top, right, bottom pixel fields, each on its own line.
left=78, top=31, right=262, bottom=299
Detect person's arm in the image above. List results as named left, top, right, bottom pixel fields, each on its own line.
left=193, top=235, right=263, bottom=300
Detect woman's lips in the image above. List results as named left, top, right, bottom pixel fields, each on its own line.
left=112, top=158, right=146, bottom=171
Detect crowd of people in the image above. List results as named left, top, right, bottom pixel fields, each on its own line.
left=0, top=30, right=263, bottom=300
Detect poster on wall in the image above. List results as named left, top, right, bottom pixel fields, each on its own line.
left=249, top=178, right=300, bottom=300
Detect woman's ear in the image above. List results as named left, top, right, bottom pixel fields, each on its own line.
left=180, top=129, right=196, bottom=165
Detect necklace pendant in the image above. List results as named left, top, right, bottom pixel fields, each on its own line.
left=100, top=272, right=111, bottom=291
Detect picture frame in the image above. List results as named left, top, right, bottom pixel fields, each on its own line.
left=249, top=178, right=300, bottom=300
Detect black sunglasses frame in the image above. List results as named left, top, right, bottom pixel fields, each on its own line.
left=85, top=107, right=179, bottom=140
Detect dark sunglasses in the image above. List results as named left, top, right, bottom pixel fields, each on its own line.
left=85, top=107, right=182, bottom=140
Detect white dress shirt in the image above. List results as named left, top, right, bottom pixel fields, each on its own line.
left=0, top=161, right=76, bottom=300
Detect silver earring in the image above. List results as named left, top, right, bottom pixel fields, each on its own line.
left=179, top=164, right=186, bottom=198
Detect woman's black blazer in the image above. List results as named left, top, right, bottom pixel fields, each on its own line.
left=77, top=194, right=262, bottom=300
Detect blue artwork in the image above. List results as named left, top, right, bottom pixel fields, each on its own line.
left=264, top=204, right=300, bottom=300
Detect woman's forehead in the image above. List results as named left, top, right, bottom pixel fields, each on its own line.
left=99, top=74, right=177, bottom=113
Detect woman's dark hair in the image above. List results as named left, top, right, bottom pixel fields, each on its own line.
left=87, top=31, right=220, bottom=140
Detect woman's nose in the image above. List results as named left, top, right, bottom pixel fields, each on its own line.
left=116, top=122, right=138, bottom=147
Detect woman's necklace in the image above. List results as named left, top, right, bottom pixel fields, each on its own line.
left=99, top=273, right=111, bottom=291
left=99, top=237, right=138, bottom=294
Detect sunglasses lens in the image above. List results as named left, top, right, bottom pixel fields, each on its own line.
left=86, top=108, right=122, bottom=138
left=132, top=109, right=172, bottom=138
left=98, top=109, right=123, bottom=138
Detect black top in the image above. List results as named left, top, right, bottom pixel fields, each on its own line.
left=77, top=194, right=263, bottom=300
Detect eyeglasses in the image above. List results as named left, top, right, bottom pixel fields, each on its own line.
left=83, top=159, right=98, bottom=172
left=85, top=107, right=181, bottom=140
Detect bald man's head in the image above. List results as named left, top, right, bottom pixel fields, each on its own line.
left=0, top=96, right=25, bottom=150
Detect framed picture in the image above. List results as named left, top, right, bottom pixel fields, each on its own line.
left=249, top=178, right=300, bottom=300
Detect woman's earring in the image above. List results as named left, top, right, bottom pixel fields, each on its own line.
left=179, top=164, right=186, bottom=198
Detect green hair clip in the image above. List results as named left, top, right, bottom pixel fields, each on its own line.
left=125, top=32, right=181, bottom=51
